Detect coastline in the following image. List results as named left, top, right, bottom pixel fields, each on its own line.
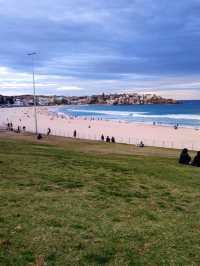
left=0, top=106, right=200, bottom=150
left=50, top=106, right=200, bottom=130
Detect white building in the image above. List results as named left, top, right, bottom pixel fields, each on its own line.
left=38, top=97, right=49, bottom=106
left=13, top=98, right=24, bottom=106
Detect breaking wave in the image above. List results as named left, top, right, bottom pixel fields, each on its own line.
left=64, top=108, right=200, bottom=121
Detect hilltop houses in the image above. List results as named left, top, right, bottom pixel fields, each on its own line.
left=0, top=92, right=178, bottom=107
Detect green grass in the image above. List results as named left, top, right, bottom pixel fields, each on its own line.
left=0, top=136, right=200, bottom=265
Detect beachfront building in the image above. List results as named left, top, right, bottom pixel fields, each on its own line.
left=38, top=97, right=50, bottom=106
left=13, top=98, right=24, bottom=107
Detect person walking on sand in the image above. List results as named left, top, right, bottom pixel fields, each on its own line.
left=111, top=136, right=115, bottom=143
left=191, top=151, right=200, bottom=167
left=73, top=130, right=77, bottom=138
left=47, top=128, right=51, bottom=136
left=106, top=136, right=110, bottom=143
left=179, top=148, right=191, bottom=165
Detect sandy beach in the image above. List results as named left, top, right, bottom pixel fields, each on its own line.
left=0, top=106, right=200, bottom=150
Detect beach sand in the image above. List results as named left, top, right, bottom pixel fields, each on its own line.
left=0, top=106, right=200, bottom=150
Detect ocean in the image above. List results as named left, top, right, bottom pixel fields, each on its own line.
left=54, top=100, right=200, bottom=128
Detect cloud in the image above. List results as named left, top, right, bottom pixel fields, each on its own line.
left=57, top=86, right=84, bottom=91
left=0, top=0, right=200, bottom=98
left=144, top=89, right=200, bottom=100
left=1, top=65, right=200, bottom=100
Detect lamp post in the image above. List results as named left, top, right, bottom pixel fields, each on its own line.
left=27, top=52, right=38, bottom=135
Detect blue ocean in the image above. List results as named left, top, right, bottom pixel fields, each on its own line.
left=55, top=100, right=200, bottom=128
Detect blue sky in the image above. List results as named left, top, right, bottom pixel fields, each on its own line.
left=1, top=0, right=200, bottom=99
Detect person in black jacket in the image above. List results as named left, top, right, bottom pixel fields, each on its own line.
left=37, top=134, right=43, bottom=140
left=111, top=136, right=115, bottom=143
left=179, top=148, right=191, bottom=165
left=47, top=128, right=51, bottom=136
left=106, top=136, right=110, bottom=143
left=191, top=151, right=200, bottom=167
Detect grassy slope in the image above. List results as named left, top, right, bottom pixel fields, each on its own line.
left=0, top=135, right=200, bottom=265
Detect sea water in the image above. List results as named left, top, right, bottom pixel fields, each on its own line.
left=53, top=100, right=200, bottom=128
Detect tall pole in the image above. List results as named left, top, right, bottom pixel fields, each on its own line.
left=28, top=52, right=38, bottom=135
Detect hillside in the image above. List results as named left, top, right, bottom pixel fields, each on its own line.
left=0, top=134, right=200, bottom=265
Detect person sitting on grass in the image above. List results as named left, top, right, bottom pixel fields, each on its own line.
left=37, top=134, right=43, bottom=140
left=179, top=148, right=191, bottom=165
left=139, top=141, right=144, bottom=148
left=191, top=151, right=200, bottom=167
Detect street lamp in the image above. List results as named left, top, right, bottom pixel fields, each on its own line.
left=27, top=52, right=38, bottom=135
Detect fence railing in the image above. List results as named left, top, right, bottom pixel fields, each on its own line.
left=1, top=121, right=200, bottom=151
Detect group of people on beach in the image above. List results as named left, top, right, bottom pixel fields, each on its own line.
left=174, top=123, right=179, bottom=130
left=153, top=121, right=180, bottom=130
left=72, top=130, right=116, bottom=143
left=7, top=123, right=26, bottom=133
left=7, top=122, right=13, bottom=131
left=4, top=120, right=200, bottom=168
left=101, top=134, right=115, bottom=143
left=179, top=148, right=200, bottom=167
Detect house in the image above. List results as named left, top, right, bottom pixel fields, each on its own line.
left=13, top=98, right=24, bottom=106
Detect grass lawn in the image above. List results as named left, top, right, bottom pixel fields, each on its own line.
left=0, top=133, right=200, bottom=265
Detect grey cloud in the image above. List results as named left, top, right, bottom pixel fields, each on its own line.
left=0, top=0, right=200, bottom=98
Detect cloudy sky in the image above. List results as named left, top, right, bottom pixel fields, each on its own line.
left=1, top=0, right=200, bottom=99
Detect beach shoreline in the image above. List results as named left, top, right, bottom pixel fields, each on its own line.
left=51, top=107, right=200, bottom=130
left=0, top=106, right=200, bottom=150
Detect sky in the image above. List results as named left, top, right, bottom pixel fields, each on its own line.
left=1, top=0, right=200, bottom=99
